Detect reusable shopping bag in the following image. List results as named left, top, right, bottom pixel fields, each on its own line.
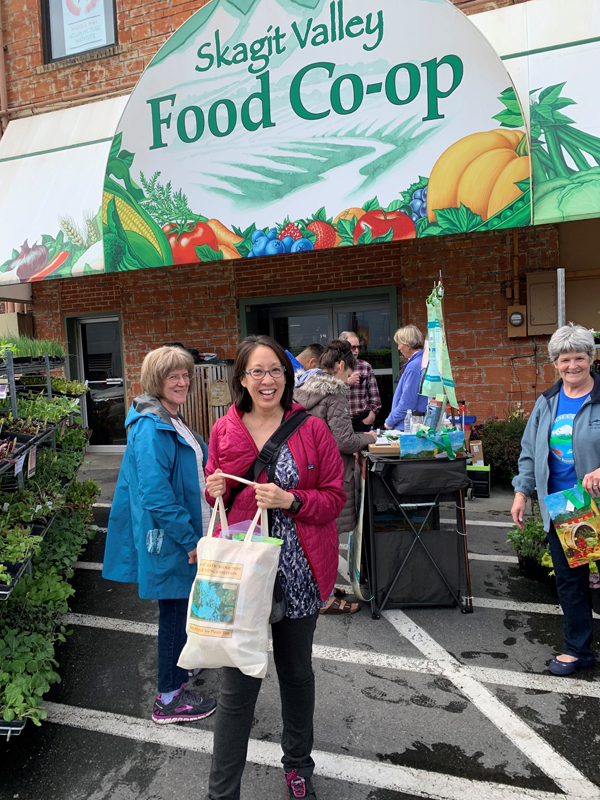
left=544, top=480, right=600, bottom=567
left=178, top=494, right=282, bottom=678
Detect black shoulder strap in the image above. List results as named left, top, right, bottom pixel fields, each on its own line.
left=226, top=411, right=309, bottom=510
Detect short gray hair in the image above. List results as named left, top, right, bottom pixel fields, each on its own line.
left=394, top=325, right=424, bottom=351
left=339, top=331, right=358, bottom=343
left=548, top=323, right=595, bottom=362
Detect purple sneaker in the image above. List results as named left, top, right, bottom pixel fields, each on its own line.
left=285, top=770, right=317, bottom=799
left=152, top=685, right=216, bottom=725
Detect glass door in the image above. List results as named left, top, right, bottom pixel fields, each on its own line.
left=76, top=317, right=126, bottom=448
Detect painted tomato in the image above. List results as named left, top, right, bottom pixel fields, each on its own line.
left=162, top=222, right=218, bottom=265
left=353, top=210, right=416, bottom=244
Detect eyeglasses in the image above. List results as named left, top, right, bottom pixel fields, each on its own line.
left=166, top=373, right=191, bottom=383
left=244, top=366, right=286, bottom=380
left=350, top=345, right=360, bottom=351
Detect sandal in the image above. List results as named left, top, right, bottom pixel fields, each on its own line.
left=319, top=596, right=361, bottom=615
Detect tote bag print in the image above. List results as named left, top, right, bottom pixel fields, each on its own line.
left=178, top=497, right=281, bottom=678
left=544, top=480, right=600, bottom=568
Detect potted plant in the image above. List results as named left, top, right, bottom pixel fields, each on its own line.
left=507, top=502, right=555, bottom=589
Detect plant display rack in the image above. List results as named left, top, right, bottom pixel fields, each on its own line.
left=0, top=350, right=73, bottom=484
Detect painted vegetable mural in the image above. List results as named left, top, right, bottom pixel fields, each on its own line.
left=96, top=87, right=532, bottom=271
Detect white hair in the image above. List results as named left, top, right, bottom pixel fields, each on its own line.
left=548, top=323, right=595, bottom=362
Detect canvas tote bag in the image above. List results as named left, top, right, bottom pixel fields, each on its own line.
left=178, top=492, right=281, bottom=678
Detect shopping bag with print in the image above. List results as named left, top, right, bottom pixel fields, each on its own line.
left=178, top=494, right=282, bottom=678
left=544, top=480, right=600, bottom=568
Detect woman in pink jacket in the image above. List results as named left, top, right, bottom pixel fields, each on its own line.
left=205, top=335, right=344, bottom=800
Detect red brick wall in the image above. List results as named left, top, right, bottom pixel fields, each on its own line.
left=32, top=261, right=238, bottom=399
left=32, top=224, right=560, bottom=422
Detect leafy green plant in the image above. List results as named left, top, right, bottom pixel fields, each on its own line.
left=17, top=376, right=89, bottom=396
left=65, top=479, right=100, bottom=510
left=0, top=525, right=42, bottom=566
left=507, top=502, right=550, bottom=564
left=0, top=393, right=81, bottom=424
left=9, top=337, right=65, bottom=359
left=477, top=407, right=529, bottom=484
left=0, top=340, right=17, bottom=359
left=59, top=425, right=89, bottom=452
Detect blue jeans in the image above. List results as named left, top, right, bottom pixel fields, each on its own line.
left=157, top=598, right=189, bottom=693
left=547, top=524, right=595, bottom=658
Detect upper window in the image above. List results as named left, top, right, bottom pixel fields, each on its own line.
left=42, top=0, right=117, bottom=61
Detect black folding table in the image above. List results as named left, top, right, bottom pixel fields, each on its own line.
left=359, top=453, right=473, bottom=618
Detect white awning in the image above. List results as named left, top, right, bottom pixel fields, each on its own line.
left=0, top=96, right=128, bottom=286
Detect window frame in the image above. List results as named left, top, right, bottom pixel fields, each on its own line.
left=40, top=0, right=118, bottom=64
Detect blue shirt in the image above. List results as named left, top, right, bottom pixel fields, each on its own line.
left=547, top=387, right=590, bottom=494
left=385, top=350, right=427, bottom=429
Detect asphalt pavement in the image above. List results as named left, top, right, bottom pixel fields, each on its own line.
left=1, top=455, right=599, bottom=800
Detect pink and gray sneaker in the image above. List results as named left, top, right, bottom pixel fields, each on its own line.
left=152, top=685, right=216, bottom=725
left=285, top=770, right=317, bottom=799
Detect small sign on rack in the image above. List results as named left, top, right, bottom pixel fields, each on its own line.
left=14, top=454, right=26, bottom=476
left=60, top=420, right=67, bottom=440
left=27, top=446, right=37, bottom=479
left=0, top=383, right=7, bottom=400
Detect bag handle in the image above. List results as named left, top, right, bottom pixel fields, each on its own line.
left=206, top=484, right=269, bottom=542
left=563, top=479, right=591, bottom=510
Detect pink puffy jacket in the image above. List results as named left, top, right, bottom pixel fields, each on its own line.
left=205, top=403, right=345, bottom=600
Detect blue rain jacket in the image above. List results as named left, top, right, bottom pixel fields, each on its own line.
left=102, top=394, right=207, bottom=599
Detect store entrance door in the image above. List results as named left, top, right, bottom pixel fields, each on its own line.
left=76, top=317, right=126, bottom=449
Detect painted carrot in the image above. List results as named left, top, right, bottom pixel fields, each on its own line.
left=26, top=251, right=70, bottom=282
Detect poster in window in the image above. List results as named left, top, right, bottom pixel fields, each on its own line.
left=62, top=0, right=108, bottom=56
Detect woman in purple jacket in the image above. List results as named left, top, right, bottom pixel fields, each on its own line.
left=385, top=325, right=427, bottom=430
left=204, top=335, right=345, bottom=800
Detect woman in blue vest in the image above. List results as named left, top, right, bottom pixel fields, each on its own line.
left=512, top=324, right=600, bottom=675
left=103, top=346, right=216, bottom=723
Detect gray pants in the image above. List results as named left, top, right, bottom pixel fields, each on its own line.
left=206, top=612, right=319, bottom=800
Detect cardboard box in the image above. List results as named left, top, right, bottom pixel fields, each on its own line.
left=469, top=440, right=485, bottom=466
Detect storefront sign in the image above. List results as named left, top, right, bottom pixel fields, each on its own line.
left=101, top=0, right=531, bottom=272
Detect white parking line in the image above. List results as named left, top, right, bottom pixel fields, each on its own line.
left=469, top=553, right=519, bottom=563
left=472, top=596, right=600, bottom=620
left=43, top=702, right=568, bottom=800
left=384, top=610, right=600, bottom=799
left=441, top=518, right=513, bottom=528
left=61, top=613, right=600, bottom=699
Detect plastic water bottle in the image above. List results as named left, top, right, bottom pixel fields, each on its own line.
left=404, top=410, right=413, bottom=433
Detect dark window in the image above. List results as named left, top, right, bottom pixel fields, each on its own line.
left=41, top=0, right=117, bottom=62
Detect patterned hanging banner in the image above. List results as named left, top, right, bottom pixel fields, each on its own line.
left=421, top=284, right=458, bottom=408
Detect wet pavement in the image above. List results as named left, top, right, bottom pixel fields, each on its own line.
left=1, top=456, right=599, bottom=800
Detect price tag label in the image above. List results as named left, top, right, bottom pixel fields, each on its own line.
left=2, top=502, right=9, bottom=512
left=14, top=454, right=26, bottom=476
left=0, top=383, right=7, bottom=400
left=27, top=446, right=37, bottom=478
left=60, top=420, right=67, bottom=440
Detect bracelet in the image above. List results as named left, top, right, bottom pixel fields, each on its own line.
left=514, top=491, right=527, bottom=499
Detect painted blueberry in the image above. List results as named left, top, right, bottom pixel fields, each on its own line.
left=412, top=214, right=420, bottom=224
left=412, top=189, right=423, bottom=201
left=267, top=227, right=278, bottom=240
left=291, top=238, right=314, bottom=253
left=410, top=199, right=423, bottom=214
left=251, top=229, right=266, bottom=244
left=265, top=239, right=286, bottom=256
left=253, top=236, right=269, bottom=257
left=281, top=236, right=295, bottom=253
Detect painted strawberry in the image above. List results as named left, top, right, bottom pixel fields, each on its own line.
left=301, top=207, right=336, bottom=250
left=277, top=218, right=303, bottom=241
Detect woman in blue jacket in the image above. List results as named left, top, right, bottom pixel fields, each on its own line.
left=385, top=325, right=427, bottom=430
left=103, top=346, right=216, bottom=724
